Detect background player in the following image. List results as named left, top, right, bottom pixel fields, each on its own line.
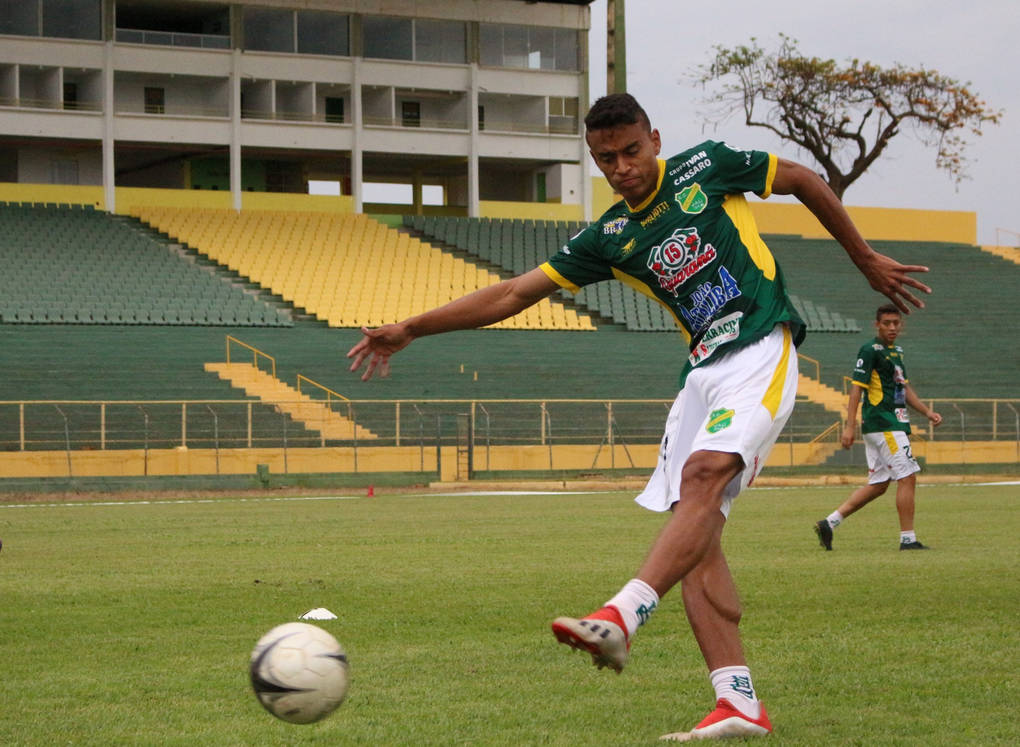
left=815, top=304, right=943, bottom=551
left=348, top=94, right=932, bottom=741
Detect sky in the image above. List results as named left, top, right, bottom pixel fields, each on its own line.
left=585, top=0, right=1020, bottom=246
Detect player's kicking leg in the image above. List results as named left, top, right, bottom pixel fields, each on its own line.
left=551, top=604, right=633, bottom=673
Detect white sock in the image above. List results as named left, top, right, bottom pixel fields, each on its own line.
left=605, top=579, right=659, bottom=638
left=710, top=666, right=760, bottom=719
left=901, top=530, right=917, bottom=544
left=826, top=511, right=844, bottom=530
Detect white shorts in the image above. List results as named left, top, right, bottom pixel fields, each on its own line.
left=635, top=324, right=799, bottom=518
left=864, top=430, right=920, bottom=483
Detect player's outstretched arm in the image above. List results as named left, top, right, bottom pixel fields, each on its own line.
left=770, top=159, right=932, bottom=314
left=347, top=267, right=561, bottom=381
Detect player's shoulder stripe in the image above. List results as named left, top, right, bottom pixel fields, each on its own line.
left=760, top=154, right=778, bottom=199
left=539, top=262, right=580, bottom=293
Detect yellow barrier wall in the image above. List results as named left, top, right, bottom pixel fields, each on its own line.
left=0, top=183, right=104, bottom=209
left=591, top=178, right=620, bottom=220
left=115, top=189, right=355, bottom=216
left=479, top=200, right=584, bottom=223
left=9, top=438, right=1009, bottom=480
left=587, top=178, right=976, bottom=244
left=243, top=192, right=354, bottom=213
left=116, top=187, right=232, bottom=214
left=748, top=202, right=977, bottom=244
left=0, top=182, right=977, bottom=244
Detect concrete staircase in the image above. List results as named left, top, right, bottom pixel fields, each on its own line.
left=205, top=362, right=376, bottom=441
left=793, top=374, right=846, bottom=465
left=797, top=373, right=847, bottom=416
left=979, top=244, right=1020, bottom=266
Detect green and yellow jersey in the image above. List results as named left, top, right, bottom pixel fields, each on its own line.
left=851, top=338, right=911, bottom=434
left=540, top=140, right=804, bottom=388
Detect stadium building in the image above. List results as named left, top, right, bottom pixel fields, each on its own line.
left=1, top=0, right=596, bottom=220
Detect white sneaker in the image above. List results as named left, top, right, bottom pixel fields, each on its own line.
left=660, top=699, right=772, bottom=741
left=550, top=605, right=630, bottom=673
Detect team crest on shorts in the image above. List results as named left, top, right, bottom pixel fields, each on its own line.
left=706, top=408, right=735, bottom=433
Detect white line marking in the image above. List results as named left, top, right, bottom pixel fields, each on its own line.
left=0, top=495, right=361, bottom=509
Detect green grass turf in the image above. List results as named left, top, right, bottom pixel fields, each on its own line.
left=1, top=485, right=1018, bottom=746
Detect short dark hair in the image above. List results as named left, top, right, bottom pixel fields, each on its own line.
left=876, top=303, right=901, bottom=320
left=584, top=93, right=651, bottom=133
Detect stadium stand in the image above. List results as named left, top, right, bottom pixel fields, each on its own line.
left=0, top=325, right=318, bottom=452
left=0, top=203, right=290, bottom=327
left=134, top=208, right=595, bottom=332
left=769, top=236, right=1020, bottom=397
left=405, top=216, right=862, bottom=334
left=406, top=215, right=677, bottom=331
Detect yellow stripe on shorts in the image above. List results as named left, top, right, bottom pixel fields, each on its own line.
left=883, top=431, right=899, bottom=455
left=761, top=326, right=792, bottom=419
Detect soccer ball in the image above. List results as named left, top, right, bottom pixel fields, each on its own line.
left=249, top=622, right=349, bottom=724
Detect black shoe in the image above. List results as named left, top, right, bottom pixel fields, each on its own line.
left=814, top=520, right=833, bottom=551
left=900, top=540, right=930, bottom=551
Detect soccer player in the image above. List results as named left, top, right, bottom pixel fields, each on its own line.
left=814, top=304, right=942, bottom=552
left=347, top=94, right=932, bottom=741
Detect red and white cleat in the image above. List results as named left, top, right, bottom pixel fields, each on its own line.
left=660, top=699, right=772, bottom=741
left=551, top=605, right=630, bottom=673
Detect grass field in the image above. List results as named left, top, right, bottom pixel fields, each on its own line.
left=1, top=484, right=1018, bottom=746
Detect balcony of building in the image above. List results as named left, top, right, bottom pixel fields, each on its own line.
left=0, top=64, right=103, bottom=113
left=114, top=0, right=231, bottom=51
left=362, top=87, right=469, bottom=132
left=239, top=79, right=351, bottom=126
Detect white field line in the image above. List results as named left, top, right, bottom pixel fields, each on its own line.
left=0, top=495, right=362, bottom=510
left=0, top=482, right=1013, bottom=510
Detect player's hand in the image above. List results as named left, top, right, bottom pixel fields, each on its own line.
left=928, top=410, right=943, bottom=427
left=840, top=424, right=856, bottom=450
left=346, top=324, right=413, bottom=382
left=856, top=252, right=931, bottom=314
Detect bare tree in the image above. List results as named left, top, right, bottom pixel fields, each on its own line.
left=692, top=35, right=1002, bottom=200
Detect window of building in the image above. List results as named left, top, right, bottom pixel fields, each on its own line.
left=363, top=16, right=465, bottom=64
left=297, top=11, right=349, bottom=56
left=479, top=24, right=579, bottom=72
left=401, top=101, right=421, bottom=128
left=324, top=97, right=345, bottom=124
left=265, top=161, right=304, bottom=193
left=45, top=0, right=101, bottom=39
left=362, top=16, right=413, bottom=60
left=144, top=87, right=165, bottom=115
left=1, top=0, right=101, bottom=40
left=52, top=160, right=79, bottom=185
left=0, top=1, right=39, bottom=36
left=415, top=19, right=466, bottom=64
left=478, top=105, right=485, bottom=131
left=243, top=7, right=350, bottom=56
left=548, top=96, right=579, bottom=133
left=243, top=7, right=294, bottom=52
left=63, top=82, right=78, bottom=110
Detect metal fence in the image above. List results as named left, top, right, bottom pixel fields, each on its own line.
left=0, top=397, right=1016, bottom=480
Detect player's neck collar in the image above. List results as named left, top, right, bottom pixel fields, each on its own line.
left=625, top=159, right=666, bottom=213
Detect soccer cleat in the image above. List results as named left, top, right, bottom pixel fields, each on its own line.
left=814, top=520, right=833, bottom=551
left=900, top=540, right=930, bottom=550
left=660, top=699, right=772, bottom=742
left=551, top=605, right=630, bottom=673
